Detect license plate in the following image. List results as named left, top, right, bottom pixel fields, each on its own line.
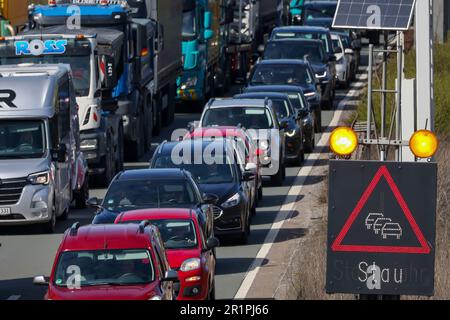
left=0, top=207, right=11, bottom=215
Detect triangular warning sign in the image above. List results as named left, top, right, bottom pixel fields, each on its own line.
left=331, top=165, right=430, bottom=254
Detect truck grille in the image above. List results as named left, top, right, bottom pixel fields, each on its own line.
left=0, top=177, right=27, bottom=205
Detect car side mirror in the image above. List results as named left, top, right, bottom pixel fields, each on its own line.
left=205, top=237, right=220, bottom=250
left=202, top=193, right=219, bottom=205
left=52, top=143, right=67, bottom=163
left=33, top=275, right=49, bottom=286
left=242, top=170, right=255, bottom=181
left=162, top=269, right=179, bottom=283
left=86, top=197, right=100, bottom=208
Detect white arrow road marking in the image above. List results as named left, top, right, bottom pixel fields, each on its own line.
left=234, top=79, right=366, bottom=299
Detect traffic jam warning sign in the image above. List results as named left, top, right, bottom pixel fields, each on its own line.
left=326, top=161, right=437, bottom=296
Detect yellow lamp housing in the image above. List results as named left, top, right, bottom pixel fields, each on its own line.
left=409, top=130, right=439, bottom=159
left=329, top=127, right=358, bottom=156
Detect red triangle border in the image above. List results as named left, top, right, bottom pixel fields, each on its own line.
left=331, top=165, right=431, bottom=254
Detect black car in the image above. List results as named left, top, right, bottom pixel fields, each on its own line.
left=234, top=92, right=305, bottom=165
left=270, top=26, right=336, bottom=58
left=89, top=169, right=216, bottom=237
left=150, top=139, right=255, bottom=244
left=263, top=38, right=336, bottom=109
left=248, top=59, right=322, bottom=131
left=301, top=1, right=337, bottom=28
left=243, top=85, right=315, bottom=152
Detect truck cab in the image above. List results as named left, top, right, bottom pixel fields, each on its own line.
left=28, top=2, right=158, bottom=162
left=177, top=0, right=219, bottom=106
left=0, top=64, right=88, bottom=232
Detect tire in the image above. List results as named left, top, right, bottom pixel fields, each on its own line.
left=271, top=165, right=284, bottom=186
left=251, top=201, right=257, bottom=216
left=152, top=99, right=162, bottom=136
left=129, top=112, right=145, bottom=161
left=98, top=134, right=116, bottom=187
left=258, top=185, right=263, bottom=201
left=305, top=133, right=315, bottom=153
left=74, top=176, right=89, bottom=209
left=315, top=111, right=322, bottom=133
left=208, top=277, right=216, bottom=300
left=294, top=147, right=305, bottom=166
left=143, top=96, right=153, bottom=153
left=42, top=206, right=56, bottom=234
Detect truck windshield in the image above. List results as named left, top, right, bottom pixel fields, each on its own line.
left=0, top=55, right=91, bottom=96
left=182, top=10, right=197, bottom=38
left=0, top=120, right=46, bottom=159
left=53, top=249, right=155, bottom=288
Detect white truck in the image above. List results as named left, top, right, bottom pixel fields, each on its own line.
left=0, top=31, right=124, bottom=186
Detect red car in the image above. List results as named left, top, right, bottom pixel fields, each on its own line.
left=115, top=208, right=219, bottom=300
left=185, top=126, right=264, bottom=205
left=33, top=222, right=178, bottom=300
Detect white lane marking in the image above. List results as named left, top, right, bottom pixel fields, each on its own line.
left=234, top=81, right=365, bottom=299
left=7, top=295, right=21, bottom=300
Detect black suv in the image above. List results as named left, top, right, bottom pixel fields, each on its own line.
left=89, top=168, right=216, bottom=240
left=150, top=139, right=255, bottom=244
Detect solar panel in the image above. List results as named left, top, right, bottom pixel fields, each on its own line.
left=332, top=0, right=416, bottom=30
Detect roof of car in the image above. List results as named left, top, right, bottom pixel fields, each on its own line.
left=244, top=85, right=305, bottom=94
left=272, top=26, right=330, bottom=33
left=115, top=168, right=188, bottom=181
left=235, top=92, right=290, bottom=100
left=116, top=208, right=195, bottom=223
left=207, top=98, right=270, bottom=108
left=256, top=59, right=309, bottom=66
left=61, top=224, right=155, bottom=251
left=268, top=38, right=323, bottom=45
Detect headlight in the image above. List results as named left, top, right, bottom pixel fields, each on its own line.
left=180, top=258, right=201, bottom=272
left=315, top=71, right=327, bottom=79
left=28, top=171, right=50, bottom=185
left=259, top=140, right=269, bottom=150
left=149, top=296, right=162, bottom=300
left=184, top=77, right=198, bottom=87
left=222, top=193, right=240, bottom=208
left=80, top=139, right=98, bottom=151
left=286, top=129, right=296, bottom=137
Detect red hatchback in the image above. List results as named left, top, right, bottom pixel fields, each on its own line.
left=33, top=222, right=178, bottom=300
left=115, top=208, right=219, bottom=300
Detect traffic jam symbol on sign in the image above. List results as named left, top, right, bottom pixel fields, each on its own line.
left=331, top=165, right=430, bottom=254
left=326, top=160, right=437, bottom=296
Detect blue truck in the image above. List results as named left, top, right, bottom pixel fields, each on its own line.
left=28, top=1, right=182, bottom=170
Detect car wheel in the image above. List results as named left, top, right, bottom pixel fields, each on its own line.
left=43, top=206, right=56, bottom=234
left=251, top=201, right=257, bottom=216
left=258, top=185, right=263, bottom=201
left=98, top=134, right=116, bottom=187
left=208, top=277, right=216, bottom=300
left=74, top=176, right=89, bottom=209
left=270, top=165, right=284, bottom=186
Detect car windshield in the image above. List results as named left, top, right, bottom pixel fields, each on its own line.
left=273, top=32, right=329, bottom=52
left=286, top=93, right=307, bottom=110
left=270, top=99, right=291, bottom=118
left=305, top=5, right=337, bottom=19
left=0, top=120, right=46, bottom=159
left=121, top=219, right=198, bottom=250
left=53, top=249, right=154, bottom=287
left=103, top=180, right=196, bottom=212
left=182, top=10, right=196, bottom=38
left=265, top=42, right=326, bottom=64
left=0, top=55, right=91, bottom=96
left=153, top=154, right=235, bottom=184
left=250, top=64, right=313, bottom=87
left=202, top=107, right=274, bottom=129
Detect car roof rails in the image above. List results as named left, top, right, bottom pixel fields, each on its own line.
left=69, top=222, right=80, bottom=236
left=138, top=220, right=151, bottom=234
left=156, top=140, right=167, bottom=154
left=207, top=98, right=215, bottom=108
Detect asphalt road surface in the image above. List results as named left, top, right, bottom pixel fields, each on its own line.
left=0, top=43, right=375, bottom=300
